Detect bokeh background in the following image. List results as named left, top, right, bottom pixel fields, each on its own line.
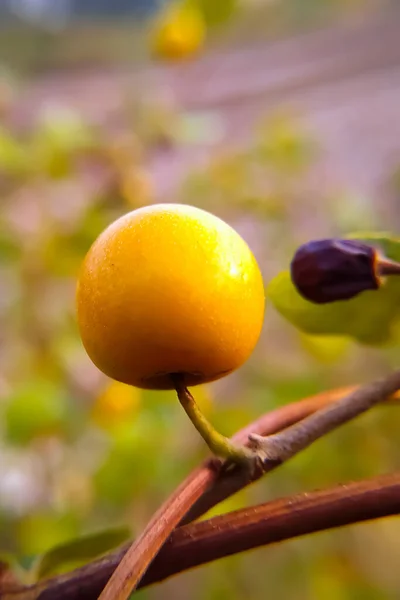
left=1, top=0, right=400, bottom=598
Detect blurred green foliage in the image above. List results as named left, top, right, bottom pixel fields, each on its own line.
left=4, top=378, right=71, bottom=445
left=188, top=0, right=240, bottom=28
left=34, top=525, right=131, bottom=580
left=0, top=1, right=400, bottom=599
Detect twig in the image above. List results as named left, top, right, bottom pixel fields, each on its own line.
left=95, top=467, right=214, bottom=600
left=181, top=384, right=356, bottom=525
left=142, top=471, right=400, bottom=587
left=0, top=385, right=352, bottom=600
left=172, top=374, right=257, bottom=465
left=96, top=384, right=356, bottom=600
left=249, top=369, right=400, bottom=461
left=89, top=373, right=400, bottom=599
left=3, top=472, right=399, bottom=599
left=1, top=378, right=398, bottom=600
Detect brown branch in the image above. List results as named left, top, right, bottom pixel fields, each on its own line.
left=186, top=376, right=400, bottom=525
left=95, top=465, right=214, bottom=600
left=3, top=472, right=400, bottom=600
left=181, top=384, right=357, bottom=525
left=97, top=383, right=361, bottom=600
left=249, top=369, right=400, bottom=461
left=1, top=380, right=398, bottom=600
left=0, top=385, right=351, bottom=600
left=142, top=471, right=400, bottom=587
left=94, top=370, right=400, bottom=600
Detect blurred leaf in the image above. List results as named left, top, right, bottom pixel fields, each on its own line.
left=255, top=112, right=316, bottom=174
left=310, top=553, right=387, bottom=600
left=188, top=0, right=239, bottom=27
left=30, top=106, right=94, bottom=178
left=255, top=374, right=324, bottom=410
left=212, top=405, right=256, bottom=437
left=298, top=332, right=350, bottom=364
left=94, top=457, right=139, bottom=507
left=268, top=233, right=400, bottom=345
left=208, top=152, right=248, bottom=195
left=40, top=234, right=84, bottom=277
left=16, top=511, right=80, bottom=557
left=0, top=227, right=22, bottom=264
left=192, top=384, right=214, bottom=417
left=94, top=414, right=166, bottom=506
left=35, top=105, right=94, bottom=153
left=176, top=112, right=225, bottom=145
left=202, top=487, right=250, bottom=521
left=240, top=193, right=288, bottom=219
left=0, top=552, right=29, bottom=586
left=91, top=381, right=141, bottom=432
left=34, top=526, right=130, bottom=580
left=0, top=69, right=18, bottom=118
left=0, top=126, right=28, bottom=176
left=4, top=379, right=70, bottom=445
left=43, top=204, right=112, bottom=276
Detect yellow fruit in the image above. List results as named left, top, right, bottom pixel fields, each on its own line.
left=76, top=203, right=265, bottom=390
left=150, top=4, right=206, bottom=62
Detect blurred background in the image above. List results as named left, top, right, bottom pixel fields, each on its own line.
left=1, top=0, right=400, bottom=598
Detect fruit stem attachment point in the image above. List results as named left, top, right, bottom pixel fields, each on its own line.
left=376, top=255, right=400, bottom=277
left=171, top=374, right=255, bottom=466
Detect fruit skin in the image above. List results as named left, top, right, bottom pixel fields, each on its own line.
left=76, top=203, right=265, bottom=390
left=150, top=4, right=206, bottom=62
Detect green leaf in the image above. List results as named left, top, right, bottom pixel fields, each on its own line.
left=0, top=227, right=21, bottom=264
left=0, top=552, right=29, bottom=585
left=16, top=511, right=80, bottom=557
left=255, top=112, right=316, bottom=175
left=298, top=331, right=350, bottom=364
left=268, top=233, right=400, bottom=345
left=188, top=0, right=239, bottom=27
left=4, top=378, right=70, bottom=446
left=0, top=126, right=28, bottom=176
left=34, top=526, right=131, bottom=580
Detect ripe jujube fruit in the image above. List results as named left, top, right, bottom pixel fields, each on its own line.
left=76, top=203, right=264, bottom=391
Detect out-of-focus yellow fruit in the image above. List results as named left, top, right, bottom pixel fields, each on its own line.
left=150, top=4, right=206, bottom=62
left=91, top=381, right=141, bottom=430
left=76, top=203, right=265, bottom=390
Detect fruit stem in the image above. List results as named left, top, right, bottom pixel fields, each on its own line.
left=171, top=374, right=255, bottom=466
left=376, top=255, right=400, bottom=277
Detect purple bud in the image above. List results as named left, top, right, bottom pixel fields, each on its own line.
left=290, top=239, right=379, bottom=304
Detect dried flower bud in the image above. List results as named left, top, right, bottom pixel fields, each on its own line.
left=290, top=239, right=381, bottom=304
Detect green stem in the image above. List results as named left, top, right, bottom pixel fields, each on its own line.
left=171, top=374, right=255, bottom=465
